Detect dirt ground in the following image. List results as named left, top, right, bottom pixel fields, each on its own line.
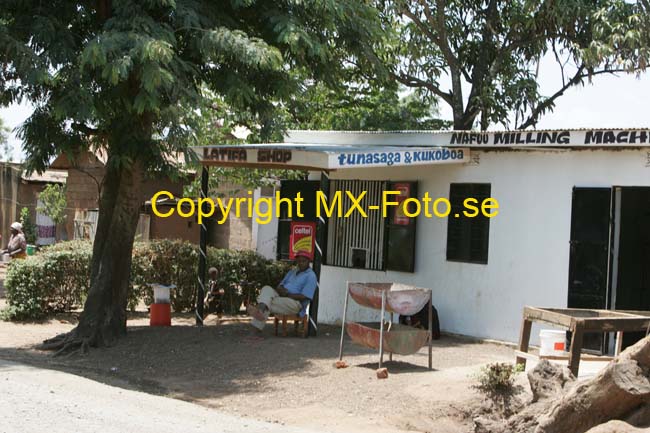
left=0, top=306, right=516, bottom=433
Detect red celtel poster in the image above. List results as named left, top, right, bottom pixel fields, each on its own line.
left=392, top=183, right=411, bottom=226
left=289, top=221, right=316, bottom=260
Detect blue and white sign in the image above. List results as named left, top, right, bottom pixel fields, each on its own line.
left=332, top=148, right=468, bottom=168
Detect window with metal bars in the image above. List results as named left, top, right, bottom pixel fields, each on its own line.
left=326, top=180, right=385, bottom=270
left=446, top=183, right=491, bottom=264
left=326, top=180, right=417, bottom=272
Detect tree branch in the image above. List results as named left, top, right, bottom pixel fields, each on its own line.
left=516, top=66, right=631, bottom=129
left=464, top=0, right=499, bottom=130
left=420, top=0, right=464, bottom=127
left=398, top=5, right=440, bottom=46
left=419, top=0, right=459, bottom=70
left=71, top=123, right=105, bottom=137
left=96, top=0, right=112, bottom=23
left=392, top=72, right=453, bottom=105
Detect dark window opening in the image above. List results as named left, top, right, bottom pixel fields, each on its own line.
left=446, top=183, right=491, bottom=264
left=384, top=181, right=418, bottom=272
left=351, top=248, right=367, bottom=269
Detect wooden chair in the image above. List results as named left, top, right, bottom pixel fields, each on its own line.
left=274, top=314, right=309, bottom=338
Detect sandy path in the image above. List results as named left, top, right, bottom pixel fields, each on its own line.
left=0, top=358, right=325, bottom=433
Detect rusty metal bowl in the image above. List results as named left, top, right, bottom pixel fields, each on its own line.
left=348, top=282, right=430, bottom=316
left=346, top=321, right=430, bottom=356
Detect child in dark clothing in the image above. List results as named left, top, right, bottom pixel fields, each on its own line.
left=204, top=267, right=225, bottom=317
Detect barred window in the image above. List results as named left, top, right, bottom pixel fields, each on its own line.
left=326, top=180, right=417, bottom=272
left=326, top=180, right=386, bottom=270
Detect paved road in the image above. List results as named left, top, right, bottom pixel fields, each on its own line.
left=0, top=359, right=321, bottom=433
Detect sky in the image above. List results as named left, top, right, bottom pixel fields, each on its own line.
left=1, top=53, right=648, bottom=162
left=436, top=53, right=650, bottom=130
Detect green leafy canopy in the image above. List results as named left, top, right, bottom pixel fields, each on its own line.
left=0, top=0, right=382, bottom=175
left=374, top=0, right=650, bottom=130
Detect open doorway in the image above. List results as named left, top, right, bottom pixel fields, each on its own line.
left=611, top=187, right=650, bottom=348
left=567, top=186, right=650, bottom=354
left=567, top=187, right=612, bottom=353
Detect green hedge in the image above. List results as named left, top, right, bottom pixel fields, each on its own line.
left=2, top=239, right=291, bottom=321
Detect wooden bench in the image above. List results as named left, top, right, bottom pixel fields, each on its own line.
left=274, top=314, right=309, bottom=338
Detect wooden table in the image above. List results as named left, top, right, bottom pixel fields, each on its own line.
left=515, top=307, right=650, bottom=376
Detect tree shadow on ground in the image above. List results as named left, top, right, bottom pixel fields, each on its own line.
left=0, top=315, right=509, bottom=406
left=0, top=319, right=373, bottom=398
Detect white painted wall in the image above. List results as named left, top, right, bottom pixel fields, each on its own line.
left=317, top=149, right=650, bottom=344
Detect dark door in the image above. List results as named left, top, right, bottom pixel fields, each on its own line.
left=567, top=187, right=612, bottom=352
left=614, top=187, right=650, bottom=348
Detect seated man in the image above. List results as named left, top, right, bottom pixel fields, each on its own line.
left=1, top=222, right=27, bottom=259
left=247, top=251, right=316, bottom=330
left=204, top=267, right=225, bottom=317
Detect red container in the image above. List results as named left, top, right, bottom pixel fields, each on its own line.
left=150, top=303, right=171, bottom=326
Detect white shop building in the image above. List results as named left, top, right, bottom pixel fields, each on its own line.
left=194, top=129, right=650, bottom=352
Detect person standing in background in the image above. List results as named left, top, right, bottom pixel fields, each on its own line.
left=1, top=222, right=27, bottom=259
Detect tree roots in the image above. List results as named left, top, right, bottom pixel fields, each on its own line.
left=39, top=328, right=95, bottom=357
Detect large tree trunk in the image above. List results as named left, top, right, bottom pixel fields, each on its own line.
left=42, top=155, right=143, bottom=355
left=475, top=337, right=650, bottom=433
left=535, top=337, right=650, bottom=433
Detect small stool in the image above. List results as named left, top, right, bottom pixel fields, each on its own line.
left=274, top=314, right=309, bottom=338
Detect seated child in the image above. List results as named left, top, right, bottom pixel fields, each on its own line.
left=204, top=267, right=225, bottom=317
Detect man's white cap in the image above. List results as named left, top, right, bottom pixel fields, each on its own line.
left=10, top=222, right=22, bottom=231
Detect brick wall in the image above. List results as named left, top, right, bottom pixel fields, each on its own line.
left=64, top=166, right=104, bottom=239
left=211, top=182, right=253, bottom=250
left=62, top=160, right=254, bottom=250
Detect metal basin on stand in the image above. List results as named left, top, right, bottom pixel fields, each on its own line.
left=348, top=282, right=431, bottom=316
left=346, top=321, right=430, bottom=356
left=338, top=282, right=434, bottom=370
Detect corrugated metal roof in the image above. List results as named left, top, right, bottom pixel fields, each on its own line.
left=21, top=169, right=68, bottom=184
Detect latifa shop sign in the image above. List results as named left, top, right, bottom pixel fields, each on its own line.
left=201, top=147, right=292, bottom=164
left=289, top=221, right=316, bottom=260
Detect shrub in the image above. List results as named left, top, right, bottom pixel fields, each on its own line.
left=37, top=184, right=67, bottom=225
left=20, top=207, right=37, bottom=244
left=2, top=258, right=49, bottom=320
left=473, top=362, right=523, bottom=397
left=2, top=239, right=292, bottom=320
left=130, top=240, right=199, bottom=312
left=472, top=362, right=525, bottom=417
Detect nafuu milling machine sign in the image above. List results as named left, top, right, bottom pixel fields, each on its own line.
left=192, top=129, right=650, bottom=170
left=450, top=129, right=650, bottom=146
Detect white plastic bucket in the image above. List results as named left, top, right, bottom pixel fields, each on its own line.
left=539, top=330, right=566, bottom=356
left=151, top=284, right=173, bottom=304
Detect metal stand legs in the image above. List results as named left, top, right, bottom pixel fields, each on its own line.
left=338, top=284, right=350, bottom=361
